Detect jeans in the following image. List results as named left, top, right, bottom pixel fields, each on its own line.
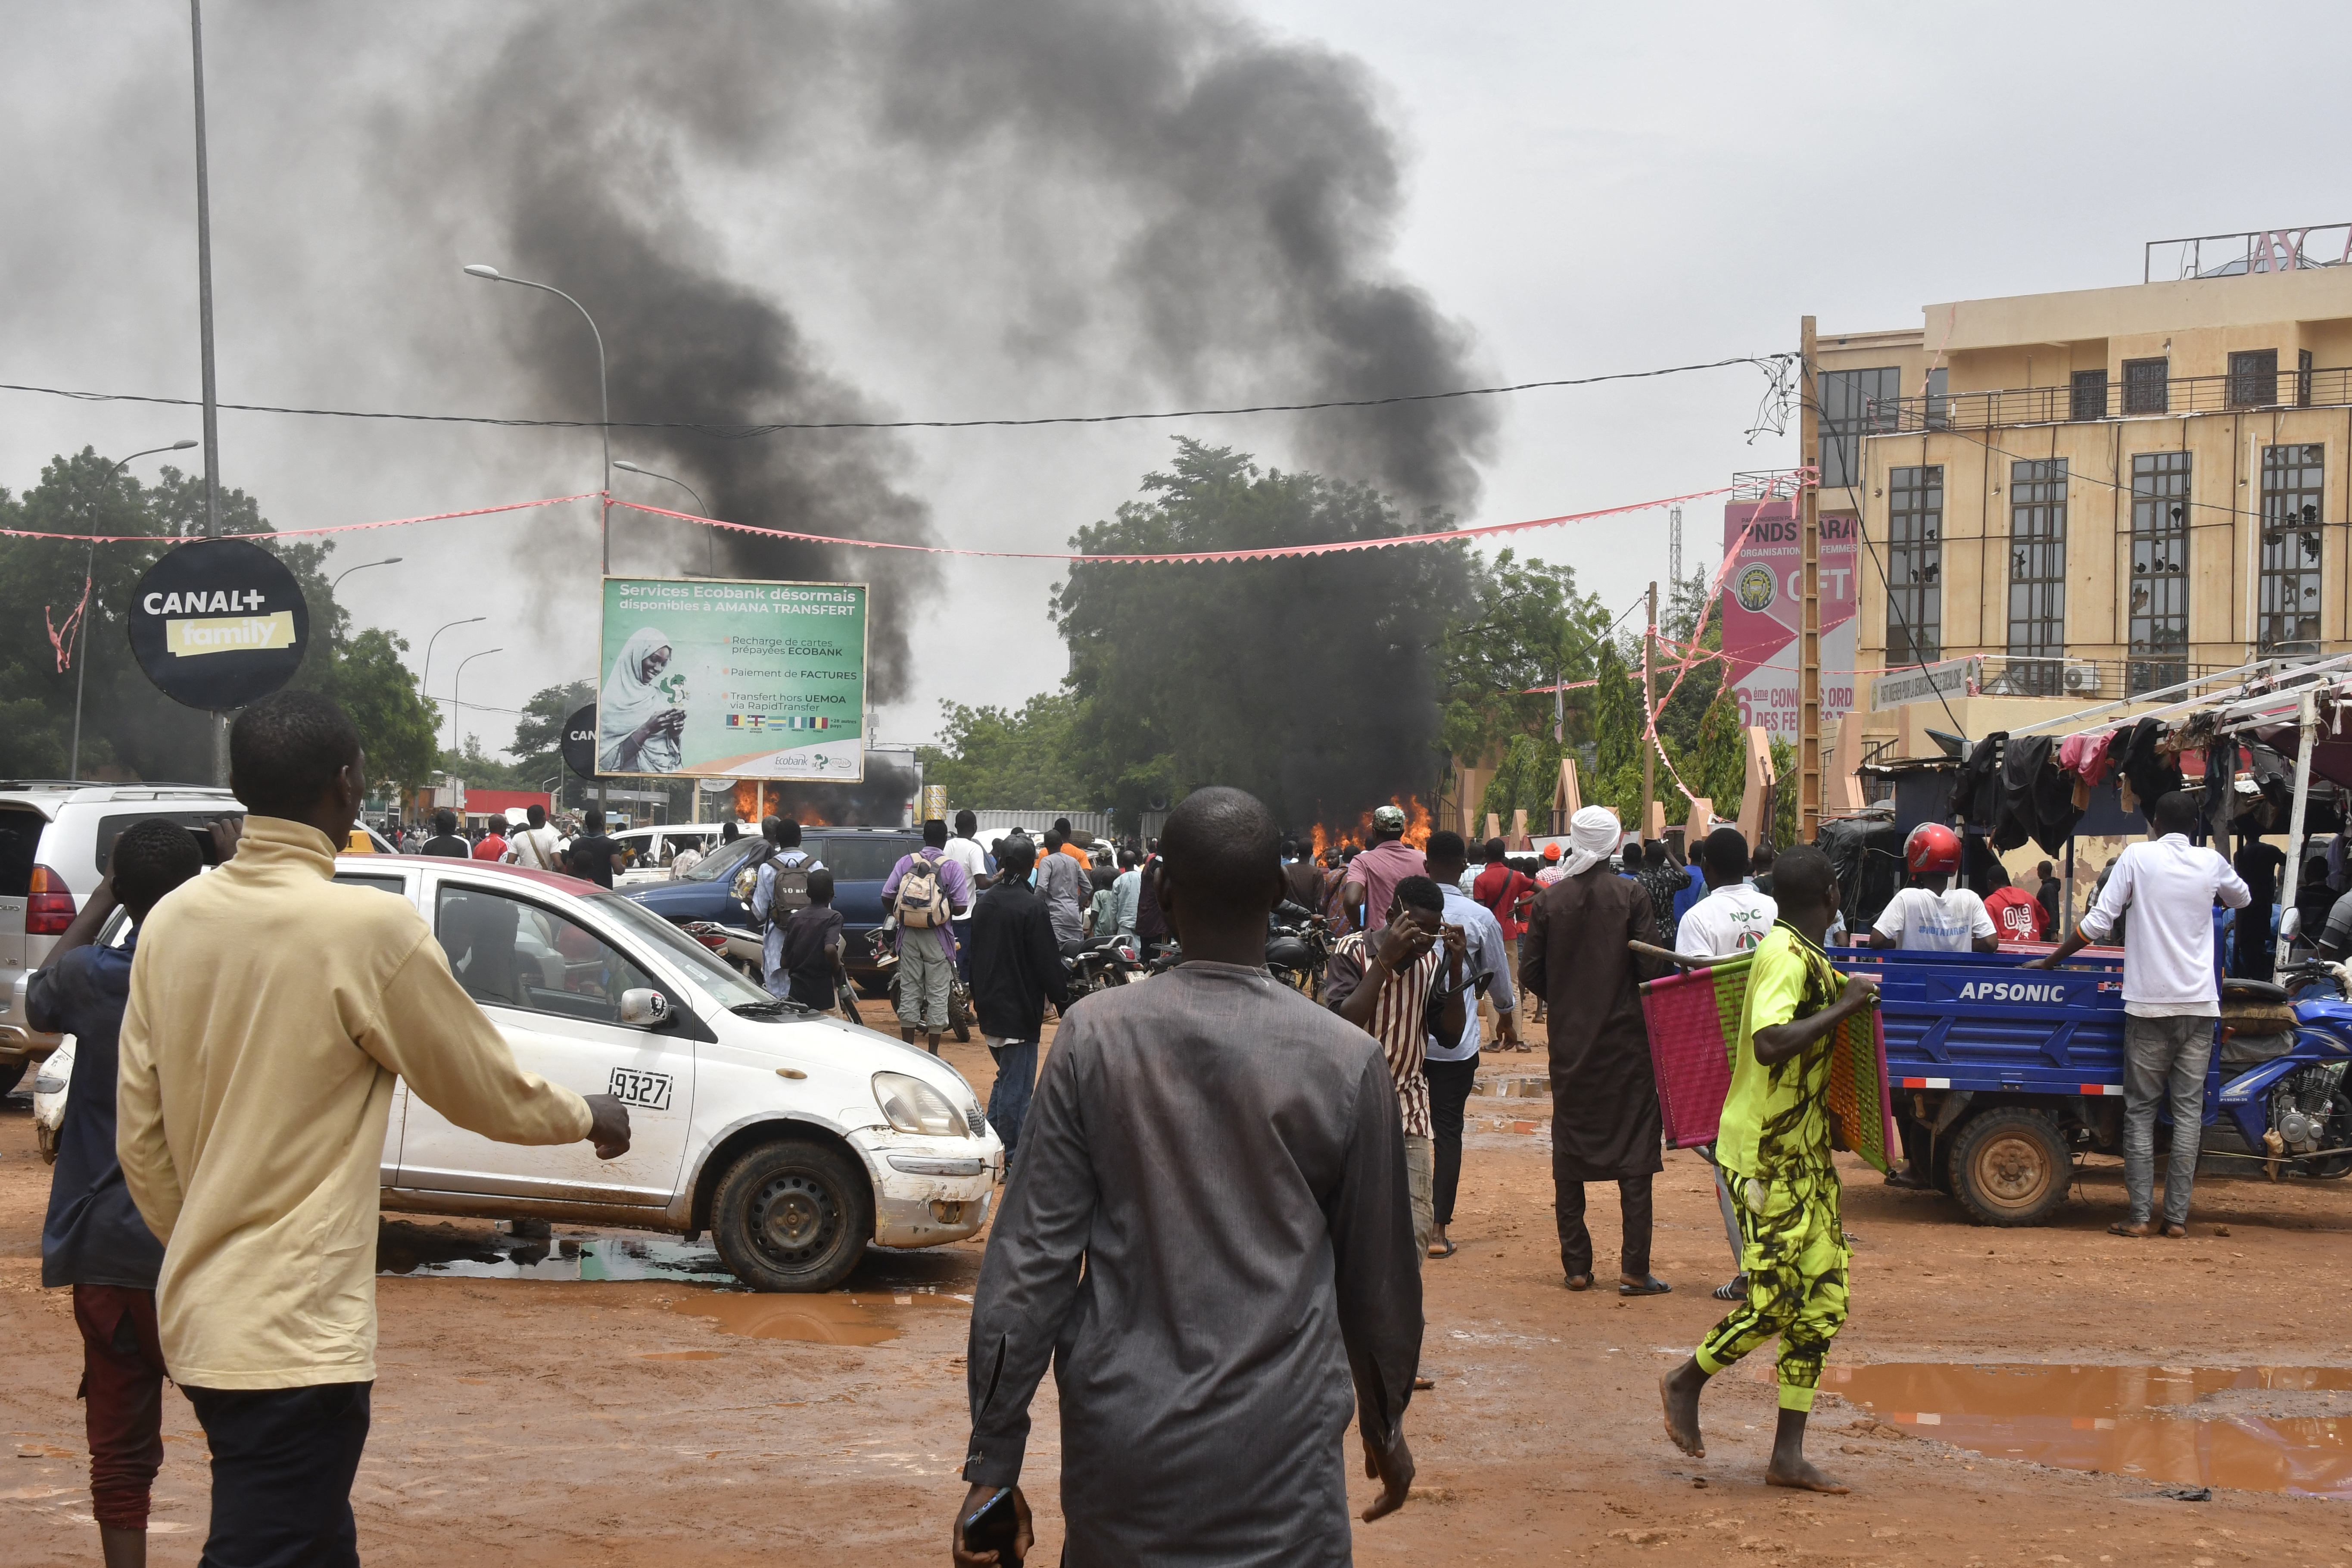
left=897, top=931, right=955, bottom=1032
left=182, top=1380, right=372, bottom=1568
left=2123, top=1012, right=2215, bottom=1227
left=1404, top=1133, right=1435, bottom=1265
left=986, top=1038, right=1038, bottom=1157
left=1425, top=1057, right=1479, bottom=1226
left=74, top=1285, right=166, bottom=1531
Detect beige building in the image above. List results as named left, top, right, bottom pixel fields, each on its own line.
left=1824, top=227, right=2352, bottom=758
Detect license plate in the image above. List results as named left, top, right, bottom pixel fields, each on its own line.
left=607, top=1067, right=674, bottom=1111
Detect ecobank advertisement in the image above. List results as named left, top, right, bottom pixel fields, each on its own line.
left=597, top=577, right=868, bottom=781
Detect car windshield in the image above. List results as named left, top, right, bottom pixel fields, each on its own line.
left=674, top=834, right=762, bottom=883
left=587, top=890, right=773, bottom=1008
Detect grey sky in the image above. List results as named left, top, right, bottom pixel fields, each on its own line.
left=3, top=2, right=2345, bottom=759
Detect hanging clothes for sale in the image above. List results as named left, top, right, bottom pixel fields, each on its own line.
left=2056, top=726, right=2121, bottom=789
left=2113, top=716, right=2181, bottom=815
left=1953, top=733, right=2006, bottom=832
left=1994, top=734, right=2086, bottom=854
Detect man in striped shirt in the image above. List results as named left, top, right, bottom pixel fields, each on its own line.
left=1325, top=876, right=1468, bottom=1264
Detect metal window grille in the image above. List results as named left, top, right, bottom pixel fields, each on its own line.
left=2128, top=452, right=2191, bottom=695
left=2122, top=357, right=2169, bottom=416
left=2006, top=459, right=2067, bottom=694
left=2229, top=348, right=2280, bottom=409
left=2070, top=369, right=2109, bottom=421
left=1885, top=465, right=1943, bottom=666
left=1818, top=366, right=1901, bottom=490
left=2260, top=443, right=2326, bottom=656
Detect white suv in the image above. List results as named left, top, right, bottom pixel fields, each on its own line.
left=336, top=854, right=997, bottom=1291
left=0, top=782, right=245, bottom=1094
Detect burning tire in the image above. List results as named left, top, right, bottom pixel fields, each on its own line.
left=1950, top=1108, right=2071, bottom=1227
left=711, top=1138, right=873, bottom=1292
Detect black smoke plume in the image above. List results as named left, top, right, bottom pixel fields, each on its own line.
left=397, top=0, right=1495, bottom=711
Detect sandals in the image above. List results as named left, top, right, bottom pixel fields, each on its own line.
left=1712, top=1274, right=1749, bottom=1302
left=1428, top=1237, right=1458, bottom=1259
left=1619, top=1275, right=1673, bottom=1298
left=1564, top=1274, right=1595, bottom=1292
left=2107, top=1220, right=2150, bottom=1238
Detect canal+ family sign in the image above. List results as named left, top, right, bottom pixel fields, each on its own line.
left=127, top=537, right=310, bottom=709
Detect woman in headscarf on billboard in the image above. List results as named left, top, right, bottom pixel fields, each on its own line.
left=599, top=626, right=687, bottom=773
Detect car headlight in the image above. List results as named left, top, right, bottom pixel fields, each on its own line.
left=872, top=1072, right=971, bottom=1139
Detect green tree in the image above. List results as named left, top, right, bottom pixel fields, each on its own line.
left=0, top=449, right=437, bottom=787
left=1436, top=548, right=1612, bottom=776
left=918, top=693, right=1089, bottom=810
left=509, top=679, right=596, bottom=790
left=313, top=629, right=441, bottom=792
left=1051, top=440, right=1471, bottom=830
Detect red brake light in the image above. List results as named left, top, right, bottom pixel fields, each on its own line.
left=27, top=866, right=75, bottom=936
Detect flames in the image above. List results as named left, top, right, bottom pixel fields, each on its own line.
left=1306, top=796, right=1430, bottom=861
left=726, top=780, right=832, bottom=826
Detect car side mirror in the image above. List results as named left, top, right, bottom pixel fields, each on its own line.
left=620, top=988, right=671, bottom=1028
left=2282, top=908, right=2304, bottom=943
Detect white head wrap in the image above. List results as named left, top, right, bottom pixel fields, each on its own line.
left=1562, top=804, right=1622, bottom=878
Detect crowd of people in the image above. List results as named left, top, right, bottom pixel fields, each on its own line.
left=26, top=688, right=2263, bottom=1559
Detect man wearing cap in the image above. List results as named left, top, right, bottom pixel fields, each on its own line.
left=1534, top=841, right=1567, bottom=886
left=1522, top=805, right=1669, bottom=1296
left=1343, top=806, right=1426, bottom=935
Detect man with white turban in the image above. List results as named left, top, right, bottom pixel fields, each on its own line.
left=1521, top=806, right=1670, bottom=1295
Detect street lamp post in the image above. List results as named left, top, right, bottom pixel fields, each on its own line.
left=461, top=264, right=610, bottom=571
left=331, top=556, right=403, bottom=593
left=421, top=616, right=487, bottom=738
left=449, top=648, right=503, bottom=757
left=69, top=440, right=199, bottom=781
left=614, top=460, right=716, bottom=576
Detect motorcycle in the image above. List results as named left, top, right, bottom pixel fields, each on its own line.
left=1065, top=934, right=1144, bottom=998
left=1267, top=900, right=1333, bottom=998
left=869, top=924, right=975, bottom=1042
left=2209, top=961, right=2352, bottom=1179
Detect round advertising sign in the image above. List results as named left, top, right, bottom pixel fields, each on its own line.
left=561, top=702, right=600, bottom=779
left=125, top=537, right=311, bottom=710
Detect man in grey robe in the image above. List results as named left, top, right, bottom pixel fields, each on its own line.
left=954, top=786, right=1422, bottom=1567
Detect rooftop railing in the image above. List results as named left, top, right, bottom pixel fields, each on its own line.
left=1867, top=366, right=2352, bottom=433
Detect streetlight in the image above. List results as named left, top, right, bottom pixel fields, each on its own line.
left=331, top=556, right=402, bottom=592
left=449, top=647, right=503, bottom=756
left=462, top=263, right=611, bottom=572
left=69, top=440, right=198, bottom=780
left=421, top=616, right=487, bottom=728
left=614, top=459, right=717, bottom=576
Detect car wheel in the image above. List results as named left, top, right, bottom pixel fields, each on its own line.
left=710, top=1139, right=874, bottom=1293
left=950, top=986, right=973, bottom=1044
left=1949, top=1108, right=2070, bottom=1227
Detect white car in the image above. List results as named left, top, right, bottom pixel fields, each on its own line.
left=608, top=823, right=726, bottom=886
left=329, top=853, right=1000, bottom=1290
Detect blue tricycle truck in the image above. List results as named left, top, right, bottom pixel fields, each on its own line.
left=1836, top=944, right=2352, bottom=1226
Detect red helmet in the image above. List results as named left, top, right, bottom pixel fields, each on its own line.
left=1904, top=822, right=1963, bottom=877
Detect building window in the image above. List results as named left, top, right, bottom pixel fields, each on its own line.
left=1924, top=366, right=1950, bottom=430
left=2006, top=459, right=2067, bottom=695
left=2122, top=357, right=2169, bottom=415
left=2229, top=348, right=2280, bottom=409
left=2260, top=443, right=2325, bottom=656
left=2070, top=368, right=2109, bottom=421
left=2129, top=452, right=2191, bottom=695
left=1886, top=466, right=1943, bottom=666
left=1818, top=366, right=1900, bottom=489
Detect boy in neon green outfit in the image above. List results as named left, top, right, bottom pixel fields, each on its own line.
left=1659, top=844, right=1879, bottom=1492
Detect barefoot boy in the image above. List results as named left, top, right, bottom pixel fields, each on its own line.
left=1660, top=844, right=1879, bottom=1492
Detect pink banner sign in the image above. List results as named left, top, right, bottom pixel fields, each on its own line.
left=1719, top=501, right=1857, bottom=741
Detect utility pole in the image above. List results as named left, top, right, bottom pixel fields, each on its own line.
left=1640, top=579, right=1658, bottom=843
left=1669, top=504, right=1683, bottom=591
left=190, top=0, right=229, bottom=786
left=1798, top=315, right=1822, bottom=844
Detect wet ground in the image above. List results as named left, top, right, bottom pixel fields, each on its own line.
left=10, top=1000, right=2352, bottom=1562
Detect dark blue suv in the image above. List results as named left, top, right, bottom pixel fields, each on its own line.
left=626, top=826, right=924, bottom=993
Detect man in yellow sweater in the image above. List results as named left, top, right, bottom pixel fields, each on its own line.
left=118, top=691, right=629, bottom=1566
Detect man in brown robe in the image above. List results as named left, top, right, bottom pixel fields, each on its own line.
left=1521, top=806, right=1668, bottom=1295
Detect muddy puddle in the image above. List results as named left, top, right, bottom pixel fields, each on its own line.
left=1829, top=1363, right=2352, bottom=1496
left=669, top=1290, right=965, bottom=1347
left=377, top=1222, right=735, bottom=1284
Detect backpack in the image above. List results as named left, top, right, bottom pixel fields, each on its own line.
left=732, top=845, right=811, bottom=922
left=894, top=852, right=951, bottom=929
left=730, top=844, right=771, bottom=904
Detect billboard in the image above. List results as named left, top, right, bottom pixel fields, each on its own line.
left=1720, top=502, right=1856, bottom=742
left=598, top=577, right=868, bottom=780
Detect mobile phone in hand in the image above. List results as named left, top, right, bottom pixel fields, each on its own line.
left=963, top=1487, right=1022, bottom=1565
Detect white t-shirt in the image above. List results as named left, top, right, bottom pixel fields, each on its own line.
left=505, top=825, right=561, bottom=870
left=941, top=836, right=989, bottom=918
left=1873, top=885, right=1995, bottom=952
left=1676, top=885, right=1779, bottom=958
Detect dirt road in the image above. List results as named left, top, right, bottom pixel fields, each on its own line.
left=6, top=1012, right=2349, bottom=1565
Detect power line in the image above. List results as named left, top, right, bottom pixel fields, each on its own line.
left=0, top=355, right=1788, bottom=439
